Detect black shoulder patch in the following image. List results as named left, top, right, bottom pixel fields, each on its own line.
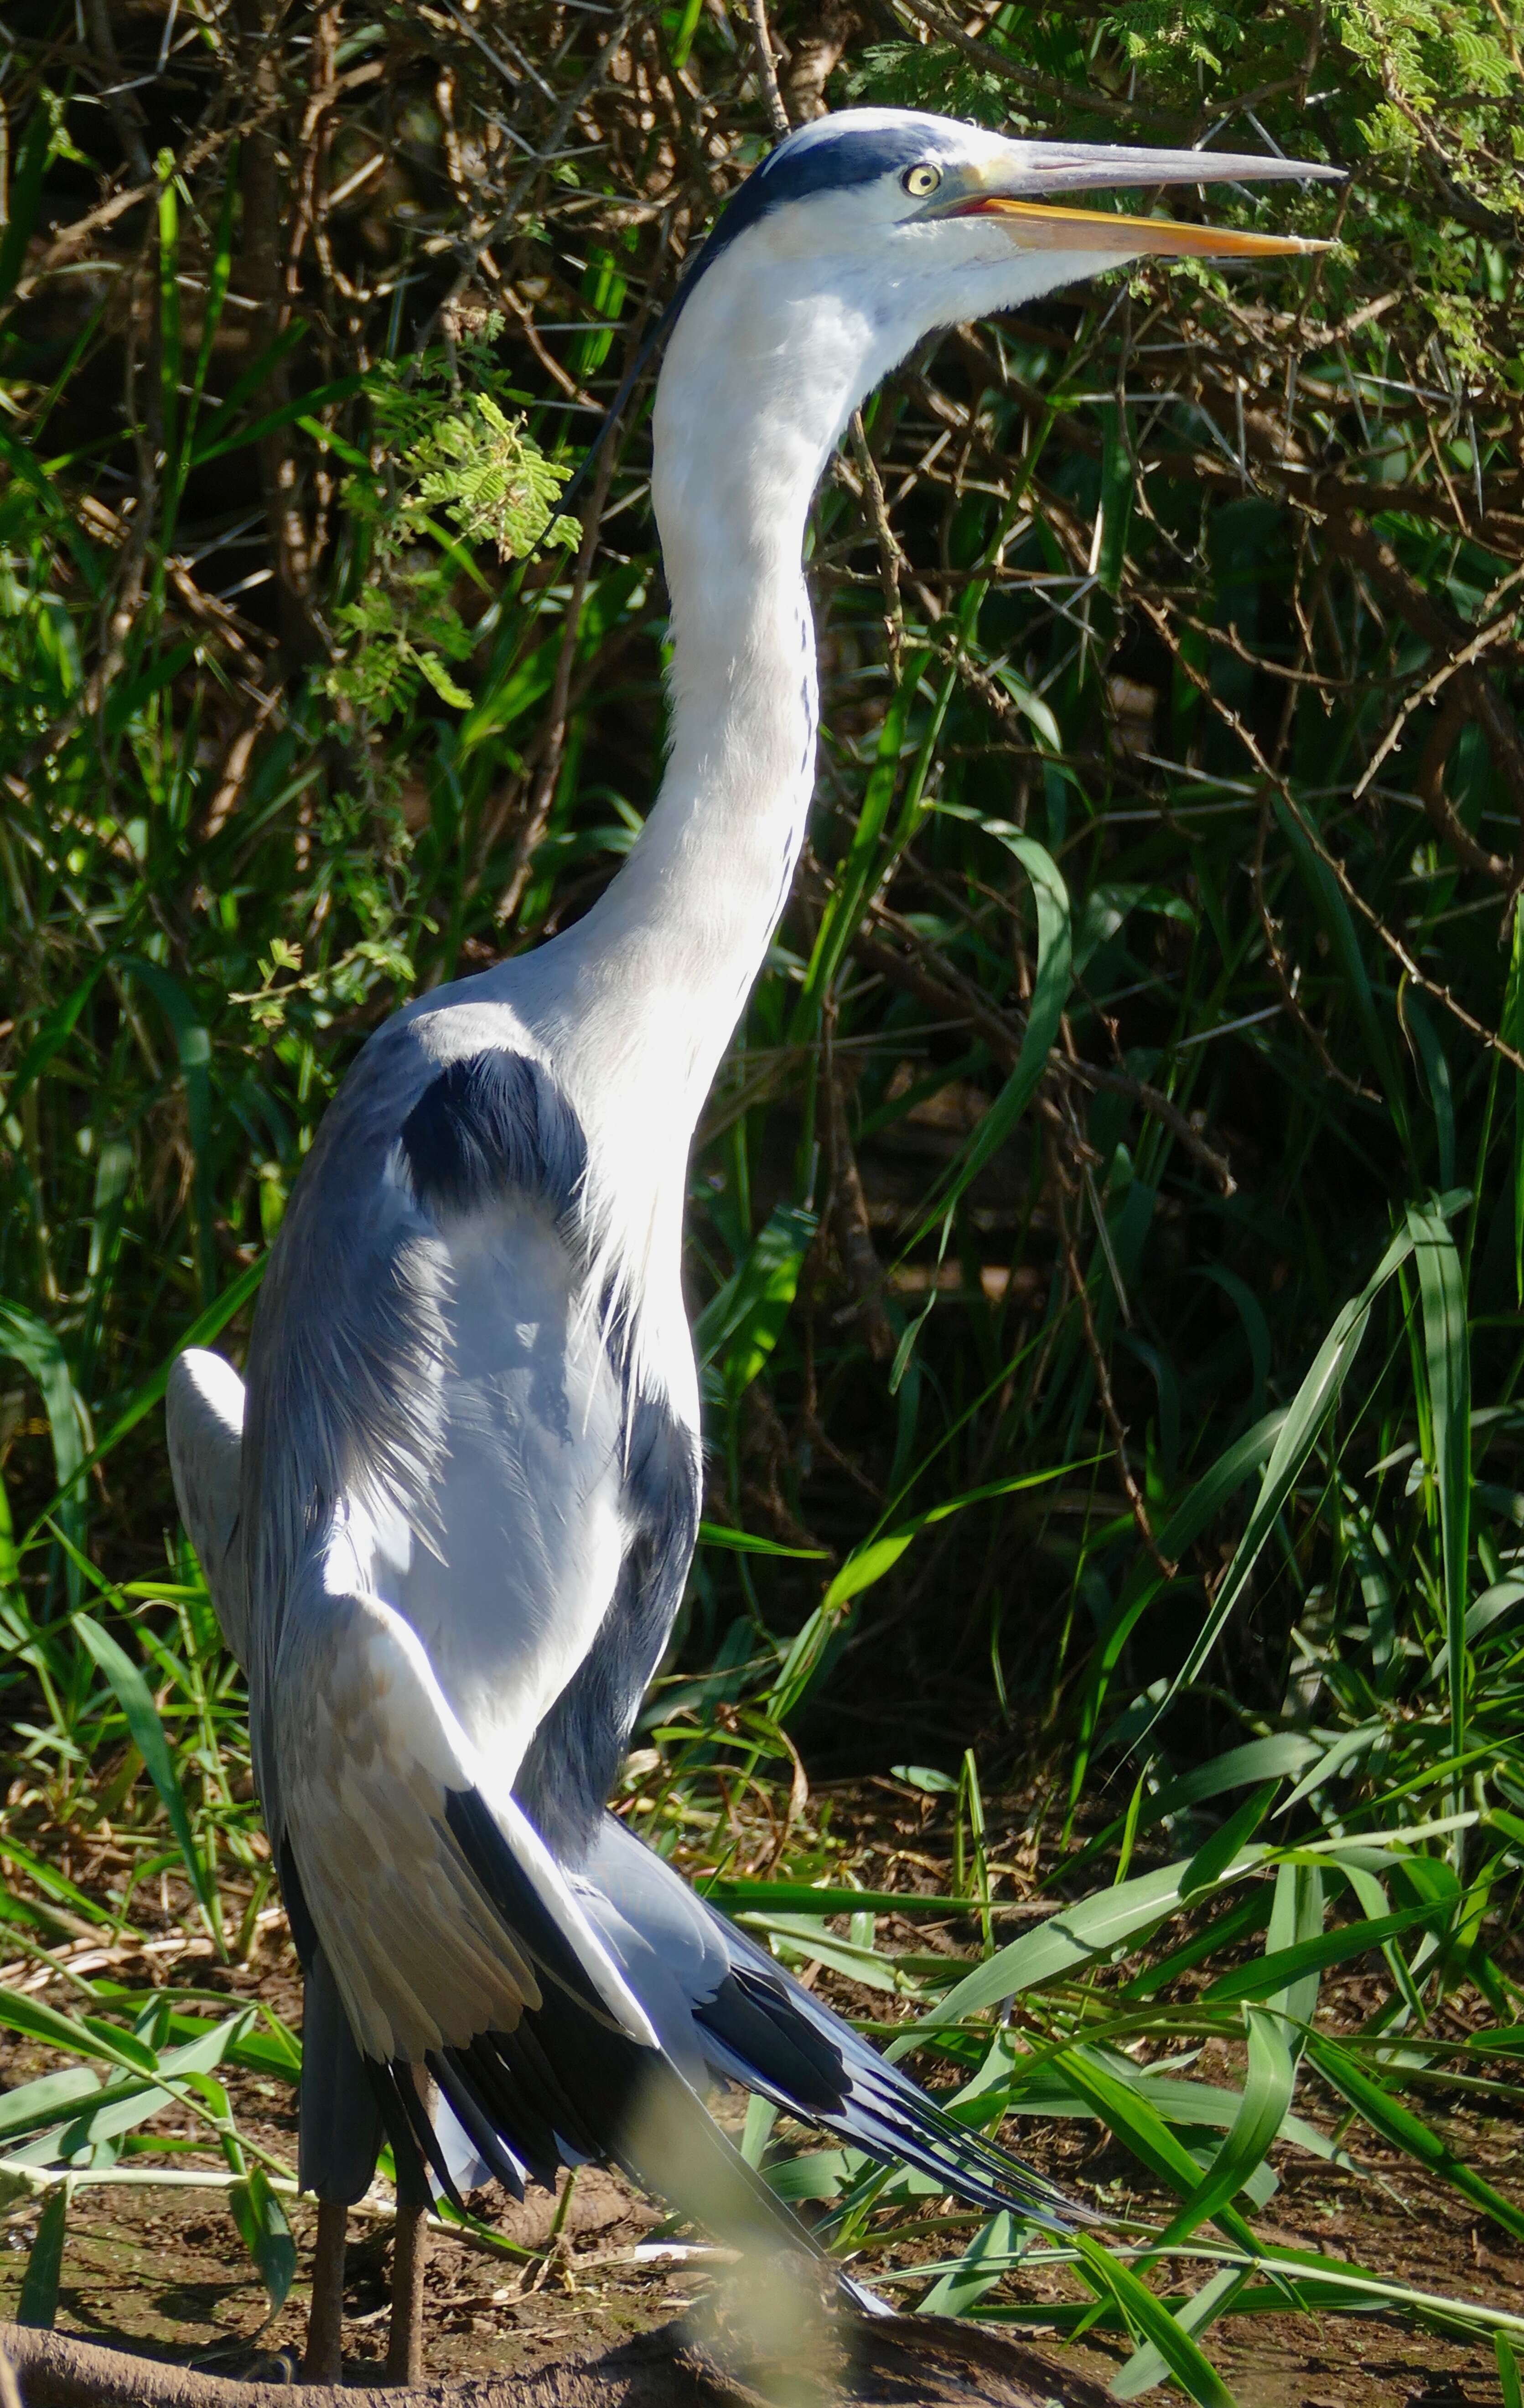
left=401, top=1052, right=587, bottom=1222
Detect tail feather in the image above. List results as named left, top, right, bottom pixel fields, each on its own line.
left=368, top=1786, right=842, bottom=2280
left=428, top=2051, right=529, bottom=2200
left=576, top=1811, right=1091, bottom=2234
left=695, top=1929, right=1088, bottom=2231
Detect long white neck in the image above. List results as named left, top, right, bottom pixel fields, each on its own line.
left=473, top=200, right=1073, bottom=1379
left=541, top=274, right=881, bottom=1137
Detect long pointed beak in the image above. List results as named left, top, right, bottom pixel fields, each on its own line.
left=953, top=142, right=1341, bottom=260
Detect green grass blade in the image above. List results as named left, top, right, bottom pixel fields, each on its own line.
left=73, top=1612, right=221, bottom=1938
left=228, top=2166, right=297, bottom=2310
left=1073, top=2231, right=1238, bottom=2407
left=16, top=2180, right=71, bottom=2328
left=0, top=102, right=52, bottom=307
left=1308, top=2035, right=1524, bottom=2242
left=0, top=1302, right=90, bottom=1580
left=918, top=2208, right=1020, bottom=2317
left=922, top=1847, right=1270, bottom=2024
left=1407, top=1201, right=1472, bottom=1829
left=0, top=2070, right=102, bottom=2144
left=1146, top=1214, right=1431, bottom=1722
left=1112, top=2268, right=1248, bottom=2401
left=1200, top=1901, right=1443, bottom=2005
left=907, top=828, right=1072, bottom=1244
left=1155, top=2011, right=1295, bottom=2248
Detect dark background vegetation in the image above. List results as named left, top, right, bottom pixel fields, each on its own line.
left=3, top=0, right=1524, bottom=2394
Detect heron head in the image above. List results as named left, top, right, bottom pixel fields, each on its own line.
left=648, top=108, right=1340, bottom=557
left=679, top=107, right=1340, bottom=327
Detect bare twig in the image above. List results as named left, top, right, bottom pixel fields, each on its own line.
left=823, top=998, right=896, bottom=1361
left=847, top=411, right=906, bottom=679
left=744, top=0, right=793, bottom=140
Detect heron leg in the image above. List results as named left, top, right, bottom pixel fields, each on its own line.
left=301, top=2197, right=347, bottom=2385
left=385, top=2068, right=435, bottom=2385
left=385, top=2195, right=429, bottom=2386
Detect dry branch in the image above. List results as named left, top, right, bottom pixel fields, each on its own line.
left=0, top=2316, right=1114, bottom=2408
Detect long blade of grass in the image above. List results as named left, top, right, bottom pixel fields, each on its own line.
left=1307, top=2035, right=1524, bottom=2241
left=906, top=827, right=1072, bottom=1245
left=1407, top=1200, right=1472, bottom=1834
left=1145, top=1213, right=1440, bottom=1724
left=72, top=1612, right=221, bottom=1940
left=1073, top=2231, right=1237, bottom=2407
left=228, top=2165, right=297, bottom=2311
left=16, top=2179, right=71, bottom=2328
left=921, top=1846, right=1270, bottom=2024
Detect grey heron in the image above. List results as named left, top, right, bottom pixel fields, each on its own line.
left=166, top=106, right=1337, bottom=2380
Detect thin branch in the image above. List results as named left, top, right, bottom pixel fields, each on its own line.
left=744, top=0, right=793, bottom=140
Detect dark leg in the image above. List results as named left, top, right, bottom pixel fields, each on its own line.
left=385, top=2069, right=435, bottom=2386
left=301, top=2197, right=347, bottom=2385
left=384, top=2197, right=428, bottom=2386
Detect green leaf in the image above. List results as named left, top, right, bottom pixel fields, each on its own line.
left=73, top=1613, right=219, bottom=1933
left=1073, top=2231, right=1237, bottom=2407
left=767, top=1460, right=1083, bottom=1723
left=28, top=1254, right=265, bottom=1528
left=0, top=102, right=53, bottom=305
left=792, top=651, right=932, bottom=1033
left=119, top=958, right=216, bottom=1306
left=0, top=1303, right=90, bottom=1578
left=918, top=2209, right=1020, bottom=2317
left=1146, top=1212, right=1436, bottom=1725
left=1097, top=402, right=1135, bottom=597
left=189, top=372, right=366, bottom=466
left=921, top=1845, right=1270, bottom=2025
left=703, top=1880, right=979, bottom=1916
left=1308, top=2036, right=1524, bottom=2242
left=1051, top=2047, right=1254, bottom=2245
left=417, top=650, right=473, bottom=709
left=1273, top=796, right=1405, bottom=1126
left=229, top=2166, right=297, bottom=2310
left=32, top=2013, right=257, bottom=2165
left=695, top=1204, right=819, bottom=1396
left=1182, top=1783, right=1281, bottom=1900
left=697, top=1523, right=829, bottom=1560
left=1156, top=2010, right=1295, bottom=2248
left=17, top=2181, right=71, bottom=2328
left=1200, top=1900, right=1443, bottom=2006
left=909, top=827, right=1072, bottom=1243
left=1407, top=1200, right=1471, bottom=1823
left=1113, top=2268, right=1248, bottom=2401
left=0, top=1989, right=145, bottom=2071
left=0, top=2068, right=101, bottom=2144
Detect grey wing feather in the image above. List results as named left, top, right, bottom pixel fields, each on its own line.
left=165, top=1349, right=249, bottom=1666
left=242, top=1023, right=700, bottom=1863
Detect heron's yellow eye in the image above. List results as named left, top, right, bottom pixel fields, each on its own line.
left=902, top=164, right=942, bottom=198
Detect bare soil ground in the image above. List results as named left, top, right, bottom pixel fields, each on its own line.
left=4, top=1781, right=1523, bottom=2406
